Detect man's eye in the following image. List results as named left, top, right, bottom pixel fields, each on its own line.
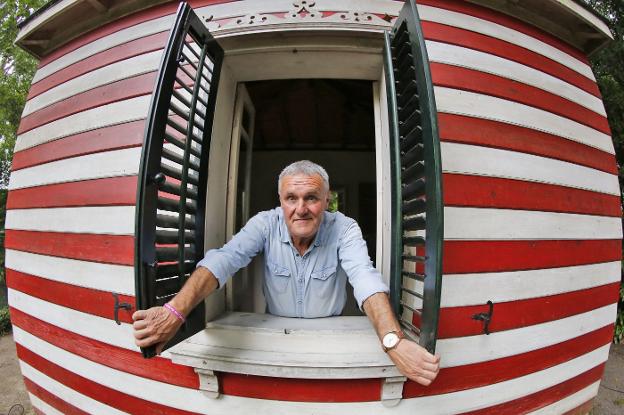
left=306, top=196, right=318, bottom=201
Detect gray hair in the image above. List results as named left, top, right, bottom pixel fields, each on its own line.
left=278, top=160, right=330, bottom=193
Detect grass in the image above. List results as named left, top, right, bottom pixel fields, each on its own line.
left=0, top=306, right=10, bottom=335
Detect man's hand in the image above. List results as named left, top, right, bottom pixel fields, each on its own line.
left=387, top=339, right=440, bottom=386
left=132, top=306, right=184, bottom=355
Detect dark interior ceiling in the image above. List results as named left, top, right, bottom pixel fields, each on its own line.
left=246, top=79, right=375, bottom=151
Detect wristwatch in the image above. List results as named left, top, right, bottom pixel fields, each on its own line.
left=381, top=330, right=405, bottom=352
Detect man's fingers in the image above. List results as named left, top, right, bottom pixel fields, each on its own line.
left=419, top=361, right=440, bottom=373
left=133, top=327, right=153, bottom=340
left=133, top=320, right=147, bottom=330
left=132, top=309, right=147, bottom=321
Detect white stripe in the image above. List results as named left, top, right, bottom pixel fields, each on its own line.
left=15, top=95, right=150, bottom=152
left=28, top=391, right=65, bottom=415
left=5, top=249, right=134, bottom=296
left=8, top=289, right=137, bottom=351
left=24, top=51, right=161, bottom=116
left=444, top=207, right=622, bottom=240
left=14, top=324, right=611, bottom=415
left=14, top=326, right=215, bottom=414
left=437, top=304, right=616, bottom=367
left=8, top=147, right=141, bottom=190
left=441, top=261, right=622, bottom=307
left=32, top=16, right=173, bottom=83
left=555, top=0, right=612, bottom=39
left=527, top=381, right=599, bottom=414
left=418, top=4, right=595, bottom=80
left=435, top=87, right=614, bottom=154
left=441, top=142, right=620, bottom=196
left=20, top=362, right=129, bottom=415
left=5, top=206, right=135, bottom=235
left=426, top=40, right=606, bottom=116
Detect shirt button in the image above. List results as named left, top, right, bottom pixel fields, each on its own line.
left=297, top=300, right=302, bottom=304
left=298, top=278, right=304, bottom=283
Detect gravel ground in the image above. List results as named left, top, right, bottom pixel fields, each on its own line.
left=0, top=332, right=623, bottom=414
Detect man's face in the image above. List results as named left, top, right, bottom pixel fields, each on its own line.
left=279, top=174, right=329, bottom=242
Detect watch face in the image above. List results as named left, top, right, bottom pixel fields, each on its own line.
left=383, top=332, right=400, bottom=348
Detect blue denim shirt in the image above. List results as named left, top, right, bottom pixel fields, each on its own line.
left=197, top=207, right=389, bottom=318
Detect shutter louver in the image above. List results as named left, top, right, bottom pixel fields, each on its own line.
left=135, top=2, right=224, bottom=358
left=384, top=0, right=443, bottom=354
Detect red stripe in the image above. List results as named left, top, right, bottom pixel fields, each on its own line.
left=438, top=113, right=617, bottom=175
left=404, top=325, right=612, bottom=397
left=16, top=344, right=201, bottom=415
left=436, top=283, right=620, bottom=338
left=431, top=63, right=610, bottom=134
left=7, top=271, right=135, bottom=323
left=443, top=174, right=621, bottom=217
left=422, top=21, right=601, bottom=97
left=37, top=0, right=232, bottom=67
left=221, top=373, right=381, bottom=402
left=418, top=0, right=589, bottom=63
left=444, top=240, right=621, bottom=274
left=24, top=377, right=90, bottom=415
left=461, top=363, right=605, bottom=414
left=5, top=231, right=134, bottom=265
left=12, top=120, right=144, bottom=171
left=11, top=308, right=199, bottom=389
left=29, top=31, right=167, bottom=99
left=20, top=72, right=156, bottom=134
left=563, top=398, right=594, bottom=415
left=7, top=176, right=137, bottom=209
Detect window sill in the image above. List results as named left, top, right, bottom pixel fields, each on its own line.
left=169, top=311, right=402, bottom=379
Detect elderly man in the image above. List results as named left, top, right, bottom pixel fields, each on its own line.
left=133, top=160, right=440, bottom=386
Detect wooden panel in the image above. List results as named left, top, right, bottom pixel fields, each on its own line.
left=435, top=87, right=613, bottom=154
left=12, top=309, right=199, bottom=388
left=5, top=231, right=134, bottom=265
left=6, top=250, right=134, bottom=296
left=6, top=176, right=138, bottom=209
left=421, top=20, right=600, bottom=96
left=438, top=114, right=617, bottom=174
left=443, top=239, right=621, bottom=274
left=443, top=174, right=621, bottom=216
left=25, top=383, right=87, bottom=415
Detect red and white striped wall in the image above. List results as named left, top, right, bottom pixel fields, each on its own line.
left=7, top=0, right=620, bottom=414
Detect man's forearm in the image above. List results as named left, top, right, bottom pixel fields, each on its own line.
left=168, top=266, right=219, bottom=317
left=362, top=292, right=401, bottom=340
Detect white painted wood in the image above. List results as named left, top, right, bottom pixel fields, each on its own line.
left=20, top=362, right=130, bottom=415
left=441, top=142, right=620, bottom=196
left=5, top=249, right=135, bottom=296
left=436, top=304, right=615, bottom=367
left=554, top=0, right=612, bottom=38
left=381, top=376, right=406, bottom=407
left=14, top=322, right=611, bottom=415
left=426, top=40, right=606, bottom=116
left=418, top=4, right=596, bottom=80
left=15, top=95, right=150, bottom=152
left=5, top=206, right=135, bottom=235
left=435, top=87, right=614, bottom=154
left=8, top=147, right=141, bottom=190
left=441, top=261, right=622, bottom=307
left=31, top=15, right=174, bottom=83
left=23, top=51, right=161, bottom=116
left=196, top=369, right=220, bottom=399
left=9, top=289, right=138, bottom=351
left=444, top=206, right=622, bottom=240
left=28, top=391, right=65, bottom=415
left=526, top=380, right=600, bottom=414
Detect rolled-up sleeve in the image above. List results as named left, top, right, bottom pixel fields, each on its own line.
left=196, top=212, right=268, bottom=288
left=338, top=220, right=389, bottom=309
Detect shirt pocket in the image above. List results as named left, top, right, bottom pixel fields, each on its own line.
left=267, top=261, right=291, bottom=294
left=310, top=264, right=338, bottom=299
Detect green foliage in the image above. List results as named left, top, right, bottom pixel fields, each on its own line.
left=585, top=1, right=624, bottom=343
left=0, top=0, right=47, bottom=188
left=0, top=306, right=10, bottom=334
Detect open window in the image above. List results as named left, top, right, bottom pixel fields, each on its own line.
left=135, top=0, right=442, bottom=363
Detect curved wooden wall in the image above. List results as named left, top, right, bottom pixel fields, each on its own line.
left=6, top=0, right=621, bottom=414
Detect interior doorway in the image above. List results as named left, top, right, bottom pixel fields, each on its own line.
left=227, top=79, right=377, bottom=315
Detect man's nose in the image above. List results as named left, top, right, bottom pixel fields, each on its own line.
left=295, top=199, right=308, bottom=215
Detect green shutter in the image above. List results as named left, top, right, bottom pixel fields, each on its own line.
left=135, top=2, right=224, bottom=358
left=384, top=0, right=443, bottom=354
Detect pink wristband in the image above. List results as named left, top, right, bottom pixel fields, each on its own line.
left=164, top=303, right=185, bottom=323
